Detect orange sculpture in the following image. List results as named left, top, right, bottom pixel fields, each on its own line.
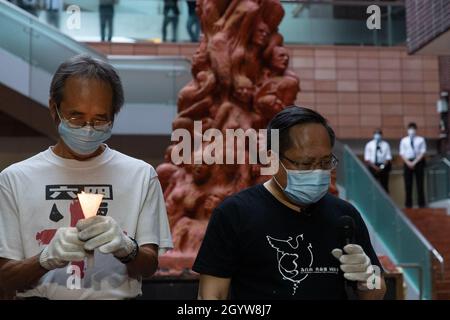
left=157, top=0, right=304, bottom=273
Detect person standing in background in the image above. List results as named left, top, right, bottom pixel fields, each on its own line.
left=162, top=0, right=180, bottom=42
left=400, top=122, right=427, bottom=208
left=99, top=0, right=117, bottom=42
left=437, top=91, right=449, bottom=156
left=186, top=0, right=199, bottom=42
left=45, top=0, right=62, bottom=29
left=364, top=129, right=392, bottom=193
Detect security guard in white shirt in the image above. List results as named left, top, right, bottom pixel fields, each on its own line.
left=364, top=129, right=392, bottom=192
left=399, top=122, right=427, bottom=208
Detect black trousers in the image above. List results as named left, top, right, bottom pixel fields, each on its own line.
left=100, top=5, right=114, bottom=42
left=186, top=14, right=200, bottom=42
left=162, top=15, right=179, bottom=42
left=404, top=159, right=426, bottom=208
left=46, top=10, right=60, bottom=29
left=368, top=162, right=391, bottom=193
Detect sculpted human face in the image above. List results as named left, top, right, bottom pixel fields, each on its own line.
left=192, top=47, right=208, bottom=69
left=271, top=46, right=289, bottom=73
left=193, top=163, right=211, bottom=184
left=233, top=76, right=254, bottom=104
left=204, top=193, right=222, bottom=212
left=252, top=22, right=270, bottom=47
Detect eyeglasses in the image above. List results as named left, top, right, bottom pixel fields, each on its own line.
left=281, top=154, right=339, bottom=171
left=55, top=107, right=112, bottom=132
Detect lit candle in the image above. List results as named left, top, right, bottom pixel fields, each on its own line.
left=78, top=191, right=104, bottom=219
left=77, top=191, right=104, bottom=269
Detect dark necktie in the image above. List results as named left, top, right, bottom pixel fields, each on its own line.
left=375, top=142, right=380, bottom=164
left=410, top=137, right=416, bottom=159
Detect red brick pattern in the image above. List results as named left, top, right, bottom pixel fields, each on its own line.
left=290, top=46, right=441, bottom=139
left=87, top=42, right=441, bottom=140
left=405, top=0, right=450, bottom=54
left=86, top=42, right=199, bottom=57
left=404, top=208, right=450, bottom=300
left=440, top=56, right=450, bottom=92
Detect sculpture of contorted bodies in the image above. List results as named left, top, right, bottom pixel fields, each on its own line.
left=255, top=46, right=300, bottom=122
left=157, top=1, right=313, bottom=274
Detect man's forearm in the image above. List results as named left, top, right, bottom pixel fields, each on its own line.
left=125, top=245, right=158, bottom=279
left=401, top=156, right=412, bottom=167
left=365, top=161, right=378, bottom=171
left=0, top=255, right=48, bottom=294
left=412, top=153, right=425, bottom=166
left=198, top=275, right=231, bottom=300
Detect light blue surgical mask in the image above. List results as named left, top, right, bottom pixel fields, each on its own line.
left=58, top=121, right=112, bottom=155
left=275, top=161, right=331, bottom=205
left=374, top=133, right=382, bottom=142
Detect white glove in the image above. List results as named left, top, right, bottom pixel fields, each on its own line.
left=76, top=216, right=135, bottom=258
left=39, top=227, right=86, bottom=270
left=332, top=244, right=374, bottom=290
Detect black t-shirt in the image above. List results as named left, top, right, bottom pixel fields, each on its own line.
left=193, top=184, right=382, bottom=300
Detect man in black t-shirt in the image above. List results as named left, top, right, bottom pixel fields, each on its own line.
left=193, top=106, right=386, bottom=300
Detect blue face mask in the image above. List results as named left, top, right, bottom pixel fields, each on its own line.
left=275, top=161, right=331, bottom=205
left=374, top=133, right=382, bottom=142
left=58, top=121, right=112, bottom=156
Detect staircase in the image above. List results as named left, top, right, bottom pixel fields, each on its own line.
left=404, top=208, right=449, bottom=299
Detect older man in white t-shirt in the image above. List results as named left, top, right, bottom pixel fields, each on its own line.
left=0, top=55, right=173, bottom=299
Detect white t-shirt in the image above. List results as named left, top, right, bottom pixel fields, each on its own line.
left=399, top=135, right=427, bottom=160
left=364, top=140, right=392, bottom=165
left=0, top=146, right=173, bottom=300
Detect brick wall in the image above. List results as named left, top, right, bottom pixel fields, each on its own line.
left=405, top=0, right=450, bottom=53
left=88, top=42, right=441, bottom=140
left=289, top=45, right=441, bottom=140
left=439, top=56, right=450, bottom=92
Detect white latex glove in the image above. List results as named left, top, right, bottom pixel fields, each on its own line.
left=76, top=216, right=135, bottom=258
left=332, top=244, right=374, bottom=290
left=39, top=227, right=86, bottom=270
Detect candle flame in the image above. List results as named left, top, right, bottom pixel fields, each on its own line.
left=77, top=191, right=103, bottom=219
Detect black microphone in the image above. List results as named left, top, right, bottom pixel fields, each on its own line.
left=337, top=215, right=358, bottom=300
left=338, top=215, right=355, bottom=245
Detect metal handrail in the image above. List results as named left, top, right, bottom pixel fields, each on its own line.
left=397, top=264, right=423, bottom=300
left=426, top=156, right=450, bottom=201
left=336, top=141, right=446, bottom=299
left=342, top=145, right=441, bottom=256
left=432, top=249, right=445, bottom=281
left=427, top=157, right=450, bottom=169
left=344, top=143, right=446, bottom=281
left=0, top=0, right=104, bottom=60
left=442, top=158, right=450, bottom=168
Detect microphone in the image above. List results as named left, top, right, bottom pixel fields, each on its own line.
left=337, top=215, right=358, bottom=300
left=338, top=215, right=355, bottom=245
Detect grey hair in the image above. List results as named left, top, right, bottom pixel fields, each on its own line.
left=50, top=54, right=124, bottom=120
